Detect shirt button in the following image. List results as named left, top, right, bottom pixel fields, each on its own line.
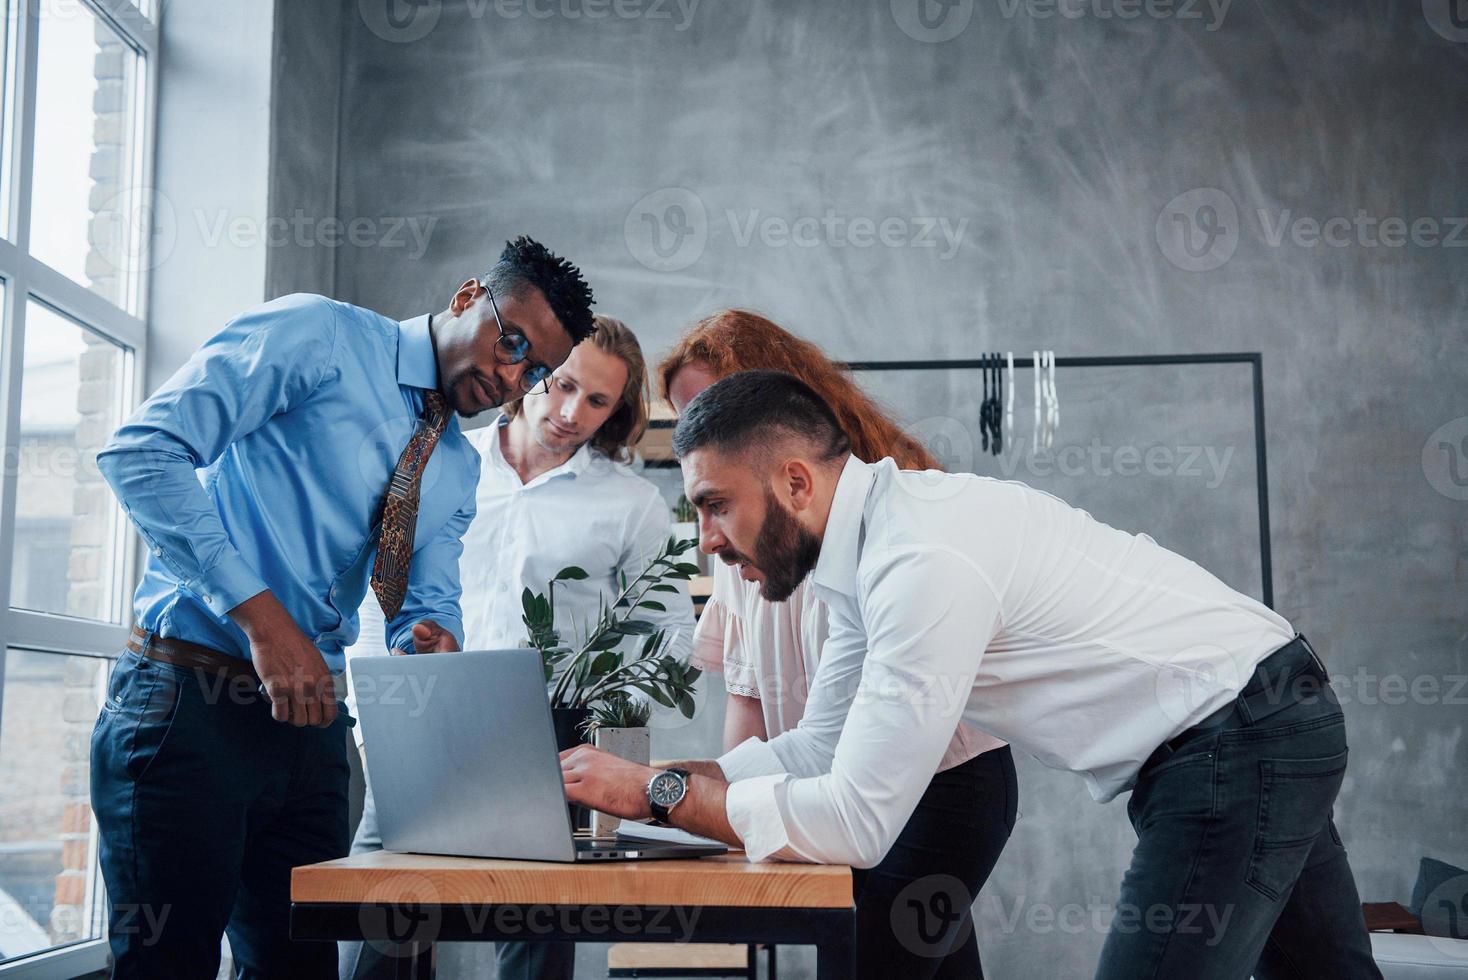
left=202, top=594, right=212, bottom=605
left=329, top=585, right=338, bottom=599
left=153, top=548, right=162, bottom=557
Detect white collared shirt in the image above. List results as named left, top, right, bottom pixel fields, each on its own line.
left=347, top=416, right=696, bottom=744
left=725, top=455, right=1294, bottom=866
left=693, top=562, right=1005, bottom=780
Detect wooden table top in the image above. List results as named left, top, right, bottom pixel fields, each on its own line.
left=292, top=850, right=853, bottom=909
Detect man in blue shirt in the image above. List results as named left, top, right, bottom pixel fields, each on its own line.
left=91, top=236, right=595, bottom=978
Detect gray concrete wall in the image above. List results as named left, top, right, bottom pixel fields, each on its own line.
left=265, top=0, right=346, bottom=299
left=146, top=0, right=275, bottom=385
left=279, top=1, right=1466, bottom=976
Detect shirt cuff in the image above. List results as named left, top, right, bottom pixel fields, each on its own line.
left=388, top=614, right=464, bottom=653
left=188, top=552, right=268, bottom=618
left=726, top=773, right=795, bottom=863
left=717, top=736, right=788, bottom=782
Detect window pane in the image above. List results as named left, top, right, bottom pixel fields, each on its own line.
left=0, top=649, right=108, bottom=963
left=29, top=0, right=144, bottom=312
left=12, top=302, right=129, bottom=622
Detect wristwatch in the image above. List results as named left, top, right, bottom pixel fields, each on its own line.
left=646, top=767, right=691, bottom=824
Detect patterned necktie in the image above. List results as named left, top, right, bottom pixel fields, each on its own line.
left=371, top=391, right=450, bottom=620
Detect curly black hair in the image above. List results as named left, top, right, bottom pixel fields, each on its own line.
left=481, top=235, right=595, bottom=345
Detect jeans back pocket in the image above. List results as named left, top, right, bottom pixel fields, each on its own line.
left=1246, top=749, right=1348, bottom=901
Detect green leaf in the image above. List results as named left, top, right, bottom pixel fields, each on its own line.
left=589, top=633, right=622, bottom=652
left=674, top=563, right=701, bottom=576
left=619, top=619, right=657, bottom=635
left=521, top=587, right=536, bottom=619
left=554, top=566, right=589, bottom=581
left=590, top=650, right=620, bottom=675
left=676, top=692, right=696, bottom=719
left=648, top=583, right=679, bottom=594
left=647, top=686, right=675, bottom=708
left=638, top=600, right=667, bottom=612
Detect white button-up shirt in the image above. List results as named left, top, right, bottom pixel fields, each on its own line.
left=725, top=455, right=1294, bottom=866
left=693, top=562, right=1005, bottom=780
left=347, top=417, right=696, bottom=744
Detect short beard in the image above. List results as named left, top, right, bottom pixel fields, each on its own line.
left=751, top=487, right=822, bottom=602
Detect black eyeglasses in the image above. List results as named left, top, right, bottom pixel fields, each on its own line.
left=481, top=281, right=553, bottom=395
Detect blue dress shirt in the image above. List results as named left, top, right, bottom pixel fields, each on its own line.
left=98, top=293, right=480, bottom=673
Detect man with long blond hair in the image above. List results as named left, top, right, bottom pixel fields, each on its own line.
left=343, top=315, right=695, bottom=980
left=653, top=311, right=1017, bottom=979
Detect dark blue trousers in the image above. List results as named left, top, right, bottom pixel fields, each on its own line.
left=91, top=648, right=351, bottom=979
left=1095, top=637, right=1383, bottom=980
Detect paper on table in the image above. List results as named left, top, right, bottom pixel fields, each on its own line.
left=616, top=821, right=726, bottom=848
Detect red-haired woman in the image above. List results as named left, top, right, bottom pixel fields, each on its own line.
left=659, top=310, right=1018, bottom=980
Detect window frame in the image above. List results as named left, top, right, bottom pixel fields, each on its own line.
left=0, top=0, right=157, bottom=975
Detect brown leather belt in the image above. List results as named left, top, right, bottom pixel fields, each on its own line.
left=128, top=626, right=259, bottom=684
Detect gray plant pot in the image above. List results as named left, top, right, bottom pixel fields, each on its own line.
left=591, top=726, right=651, bottom=836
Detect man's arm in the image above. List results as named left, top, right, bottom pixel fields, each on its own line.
left=383, top=477, right=477, bottom=654
left=97, top=294, right=341, bottom=726
left=560, top=746, right=739, bottom=846
left=563, top=547, right=1001, bottom=866
left=716, top=612, right=867, bottom=780
left=726, top=548, right=998, bottom=866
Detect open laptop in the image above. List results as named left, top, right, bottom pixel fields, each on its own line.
left=349, top=648, right=727, bottom=862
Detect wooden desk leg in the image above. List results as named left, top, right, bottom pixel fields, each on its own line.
left=389, top=940, right=434, bottom=979
left=815, top=911, right=855, bottom=980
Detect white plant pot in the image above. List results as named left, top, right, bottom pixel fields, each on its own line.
left=591, top=726, right=651, bottom=836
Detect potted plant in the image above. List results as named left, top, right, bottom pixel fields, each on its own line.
left=585, top=693, right=654, bottom=835
left=521, top=537, right=703, bottom=830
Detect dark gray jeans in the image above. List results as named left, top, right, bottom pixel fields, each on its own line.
left=338, top=782, right=573, bottom=980
left=1095, top=636, right=1383, bottom=980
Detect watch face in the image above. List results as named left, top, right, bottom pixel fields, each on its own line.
left=650, top=772, right=685, bottom=807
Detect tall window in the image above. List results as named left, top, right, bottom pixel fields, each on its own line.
left=0, top=0, right=156, bottom=975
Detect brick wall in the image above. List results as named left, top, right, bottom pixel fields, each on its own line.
left=48, top=19, right=131, bottom=946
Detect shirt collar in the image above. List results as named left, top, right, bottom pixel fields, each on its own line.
left=397, top=314, right=440, bottom=391
left=810, top=454, right=876, bottom=600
